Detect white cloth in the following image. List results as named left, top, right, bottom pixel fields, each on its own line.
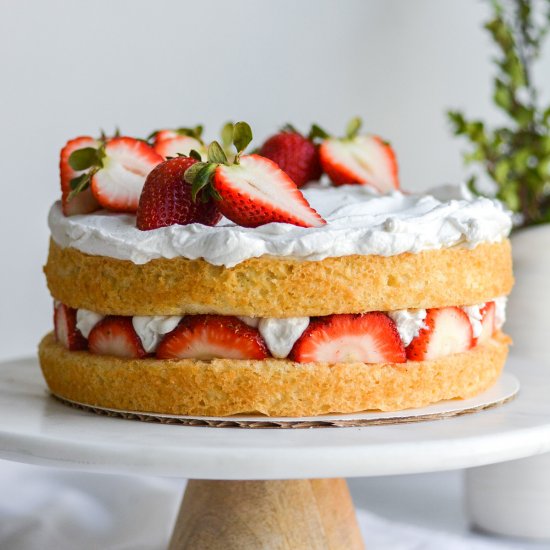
left=0, top=461, right=532, bottom=550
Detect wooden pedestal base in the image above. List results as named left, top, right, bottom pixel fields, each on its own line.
left=168, top=478, right=364, bottom=550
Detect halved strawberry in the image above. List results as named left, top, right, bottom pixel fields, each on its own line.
left=154, top=136, right=206, bottom=159
left=477, top=301, right=496, bottom=345
left=153, top=129, right=178, bottom=143
left=88, top=316, right=147, bottom=358
left=156, top=315, right=269, bottom=360
left=289, top=313, right=406, bottom=364
left=213, top=154, right=326, bottom=227
left=150, top=125, right=204, bottom=146
left=259, top=126, right=322, bottom=187
left=318, top=118, right=399, bottom=191
left=406, top=307, right=473, bottom=361
left=59, top=136, right=100, bottom=216
left=90, top=137, right=163, bottom=212
left=184, top=122, right=326, bottom=228
left=136, top=156, right=221, bottom=230
left=54, top=303, right=87, bottom=351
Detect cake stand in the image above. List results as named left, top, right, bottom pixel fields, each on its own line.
left=1, top=356, right=550, bottom=549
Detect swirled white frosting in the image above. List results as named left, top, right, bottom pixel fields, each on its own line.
left=48, top=183, right=512, bottom=268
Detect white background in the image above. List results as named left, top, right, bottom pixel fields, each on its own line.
left=0, top=0, right=548, bottom=358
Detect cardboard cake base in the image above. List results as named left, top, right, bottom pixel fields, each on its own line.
left=51, top=373, right=519, bottom=429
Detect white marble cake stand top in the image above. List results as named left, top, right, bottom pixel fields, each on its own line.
left=0, top=356, right=548, bottom=480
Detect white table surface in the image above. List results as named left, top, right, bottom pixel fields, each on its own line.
left=0, top=356, right=549, bottom=480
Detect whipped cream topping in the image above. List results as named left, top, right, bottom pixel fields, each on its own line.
left=132, top=315, right=182, bottom=353
left=48, top=183, right=512, bottom=268
left=387, top=309, right=428, bottom=346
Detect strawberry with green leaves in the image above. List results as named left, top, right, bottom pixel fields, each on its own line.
left=259, top=124, right=323, bottom=187
left=184, top=122, right=326, bottom=228
left=318, top=117, right=399, bottom=191
left=149, top=125, right=207, bottom=160
left=136, top=155, right=221, bottom=230
left=59, top=136, right=101, bottom=216
left=67, top=136, right=163, bottom=213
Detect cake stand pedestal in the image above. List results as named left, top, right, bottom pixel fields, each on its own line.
left=1, top=356, right=550, bottom=549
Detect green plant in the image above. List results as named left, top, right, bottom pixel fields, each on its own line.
left=448, top=0, right=550, bottom=227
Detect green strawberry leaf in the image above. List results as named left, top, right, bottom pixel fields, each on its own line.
left=190, top=163, right=217, bottom=201
left=233, top=121, right=253, bottom=159
left=176, top=125, right=204, bottom=141
left=281, top=123, right=299, bottom=134
left=183, top=162, right=209, bottom=185
left=221, top=122, right=234, bottom=149
left=346, top=117, right=362, bottom=139
left=67, top=172, right=91, bottom=200
left=189, top=149, right=203, bottom=161
left=68, top=147, right=100, bottom=171
left=308, top=123, right=330, bottom=141
left=207, top=141, right=228, bottom=165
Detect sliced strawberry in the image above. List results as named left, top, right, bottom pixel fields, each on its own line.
left=477, top=301, right=496, bottom=345
left=259, top=128, right=322, bottom=187
left=136, top=157, right=221, bottom=230
left=185, top=122, right=326, bottom=228
left=319, top=135, right=398, bottom=191
left=153, top=129, right=179, bottom=144
left=154, top=136, right=206, bottom=159
left=59, top=136, right=100, bottom=216
left=406, top=307, right=473, bottom=361
left=88, top=316, right=146, bottom=358
left=289, top=313, right=406, bottom=364
left=54, top=303, right=87, bottom=351
left=156, top=315, right=269, bottom=360
left=90, top=137, right=163, bottom=213
left=213, top=155, right=325, bottom=227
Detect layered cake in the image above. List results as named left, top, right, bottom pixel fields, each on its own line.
left=39, top=121, right=513, bottom=417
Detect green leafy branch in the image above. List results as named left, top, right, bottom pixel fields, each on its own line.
left=448, top=0, right=550, bottom=228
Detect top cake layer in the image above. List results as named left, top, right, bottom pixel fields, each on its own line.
left=48, top=183, right=512, bottom=268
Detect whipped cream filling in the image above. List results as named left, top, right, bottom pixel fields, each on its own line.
left=48, top=183, right=512, bottom=268
left=76, top=309, right=105, bottom=339
left=387, top=309, right=428, bottom=346
left=462, top=304, right=484, bottom=338
left=132, top=315, right=182, bottom=353
left=67, top=298, right=507, bottom=358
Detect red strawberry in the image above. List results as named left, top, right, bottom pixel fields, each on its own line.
left=185, top=122, right=326, bottom=228
left=59, top=136, right=100, bottom=216
left=54, top=303, right=87, bottom=351
left=213, top=155, right=325, bottom=227
left=154, top=136, right=206, bottom=159
left=153, top=129, right=178, bottom=144
left=156, top=315, right=269, bottom=360
left=90, top=137, right=163, bottom=212
left=88, top=316, right=146, bottom=358
left=320, top=136, right=398, bottom=191
left=477, top=301, right=496, bottom=345
left=136, top=157, right=221, bottom=230
left=289, top=313, right=406, bottom=364
left=317, top=117, right=398, bottom=191
left=259, top=129, right=322, bottom=187
left=406, top=307, right=473, bottom=361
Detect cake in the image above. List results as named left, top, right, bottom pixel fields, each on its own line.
left=39, top=120, right=513, bottom=417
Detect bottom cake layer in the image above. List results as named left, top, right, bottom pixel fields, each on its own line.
left=38, top=332, right=510, bottom=417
